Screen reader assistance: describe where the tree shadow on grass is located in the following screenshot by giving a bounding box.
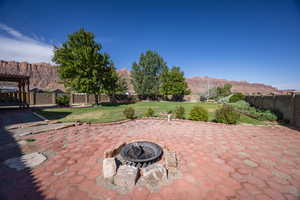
[33,109,72,121]
[100,102,135,107]
[0,109,53,200]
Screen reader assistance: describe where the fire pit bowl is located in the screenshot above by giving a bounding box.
[120,141,163,168]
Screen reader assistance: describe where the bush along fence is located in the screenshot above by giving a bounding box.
[0,92,138,106]
[245,93,300,127]
[0,92,202,107]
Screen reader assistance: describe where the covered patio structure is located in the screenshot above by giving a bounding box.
[0,73,30,108]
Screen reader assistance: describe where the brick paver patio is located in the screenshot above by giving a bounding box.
[1,119,300,200]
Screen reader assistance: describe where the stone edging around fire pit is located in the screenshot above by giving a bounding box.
[97,141,181,193]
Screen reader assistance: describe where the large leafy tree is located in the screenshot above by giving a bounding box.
[52,28,114,104]
[160,66,191,101]
[131,50,168,98]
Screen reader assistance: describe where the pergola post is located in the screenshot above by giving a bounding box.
[27,78,30,108]
[22,80,26,108]
[18,81,22,108]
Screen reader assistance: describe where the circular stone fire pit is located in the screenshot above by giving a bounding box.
[120,141,163,168]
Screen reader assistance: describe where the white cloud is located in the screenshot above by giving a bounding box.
[0,23,53,63]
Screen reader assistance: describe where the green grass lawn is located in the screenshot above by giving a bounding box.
[35,101,266,125]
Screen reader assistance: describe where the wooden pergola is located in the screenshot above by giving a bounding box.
[0,73,30,108]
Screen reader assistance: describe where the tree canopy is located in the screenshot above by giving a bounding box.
[52,28,125,104]
[131,50,168,98]
[160,66,191,100]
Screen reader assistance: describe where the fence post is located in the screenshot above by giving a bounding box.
[85,93,88,105]
[69,93,73,105]
[52,92,57,104]
[272,95,277,111]
[290,93,296,125]
[29,92,34,105]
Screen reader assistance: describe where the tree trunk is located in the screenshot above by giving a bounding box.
[95,94,99,105]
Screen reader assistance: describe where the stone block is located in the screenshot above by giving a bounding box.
[103,158,117,182]
[142,164,167,187]
[167,166,178,177]
[104,142,126,158]
[114,165,139,188]
[165,150,177,169]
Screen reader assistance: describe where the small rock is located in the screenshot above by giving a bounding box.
[3,152,47,171]
[103,158,117,183]
[17,140,28,146]
[114,165,139,188]
[165,150,177,169]
[167,166,178,177]
[104,142,126,158]
[142,164,167,188]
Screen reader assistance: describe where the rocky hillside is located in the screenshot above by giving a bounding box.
[0,60,64,90]
[187,76,282,95]
[0,60,283,94]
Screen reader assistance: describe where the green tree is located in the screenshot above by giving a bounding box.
[52,28,114,105]
[160,66,191,101]
[217,84,232,98]
[229,92,245,103]
[103,68,128,102]
[131,50,168,98]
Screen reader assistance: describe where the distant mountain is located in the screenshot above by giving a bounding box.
[0,60,285,94]
[115,69,284,95]
[186,76,283,95]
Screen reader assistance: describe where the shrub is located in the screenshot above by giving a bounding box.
[189,106,208,121]
[56,95,70,106]
[25,138,36,142]
[123,107,135,119]
[228,100,250,110]
[167,109,173,114]
[229,93,245,103]
[218,94,233,104]
[174,106,185,119]
[257,110,278,121]
[144,107,155,117]
[215,105,240,124]
[273,110,283,121]
[228,100,279,122]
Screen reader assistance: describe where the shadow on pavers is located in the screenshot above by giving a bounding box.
[0,109,51,200]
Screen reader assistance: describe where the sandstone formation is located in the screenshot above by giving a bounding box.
[0,60,64,90]
[0,60,284,94]
[186,76,283,95]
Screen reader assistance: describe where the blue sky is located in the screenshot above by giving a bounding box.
[0,0,299,90]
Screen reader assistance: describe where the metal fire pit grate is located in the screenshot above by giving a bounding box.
[120,141,163,168]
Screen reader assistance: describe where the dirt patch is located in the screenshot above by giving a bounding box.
[65,110,103,121]
[207,108,217,112]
